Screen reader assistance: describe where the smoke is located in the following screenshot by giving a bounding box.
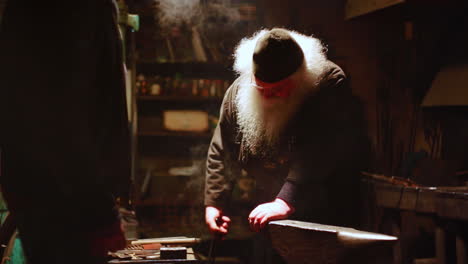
[185,143,209,204]
[198,2,241,34]
[150,0,244,63]
[155,0,202,30]
[153,0,241,36]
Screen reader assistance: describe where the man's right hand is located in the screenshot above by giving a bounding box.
[205,206,231,236]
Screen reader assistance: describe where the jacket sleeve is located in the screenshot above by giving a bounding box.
[204,83,241,209]
[276,64,363,206]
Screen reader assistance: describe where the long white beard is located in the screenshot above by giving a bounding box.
[235,69,315,156]
[232,28,328,156]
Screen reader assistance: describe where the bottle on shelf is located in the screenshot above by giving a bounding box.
[209,80,217,97]
[136,72,230,99]
[136,73,148,95]
[201,80,210,97]
[191,79,199,96]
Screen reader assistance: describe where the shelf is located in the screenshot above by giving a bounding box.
[137,169,202,178]
[134,197,201,207]
[136,62,235,80]
[138,130,213,138]
[138,95,222,103]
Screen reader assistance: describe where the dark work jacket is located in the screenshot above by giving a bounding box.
[205,61,370,227]
[0,0,131,230]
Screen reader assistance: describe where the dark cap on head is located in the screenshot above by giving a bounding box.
[253,28,304,83]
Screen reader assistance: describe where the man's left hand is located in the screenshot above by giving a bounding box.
[248,198,295,232]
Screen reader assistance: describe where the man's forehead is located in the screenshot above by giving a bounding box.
[254,76,294,88]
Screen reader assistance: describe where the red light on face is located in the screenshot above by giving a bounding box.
[254,77,296,99]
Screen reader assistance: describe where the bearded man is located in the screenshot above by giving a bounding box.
[204,28,370,239]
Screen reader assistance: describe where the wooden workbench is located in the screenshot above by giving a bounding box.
[363,174,468,264]
[371,180,468,220]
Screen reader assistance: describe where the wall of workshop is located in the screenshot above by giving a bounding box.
[0,0,7,22]
[347,4,468,263]
[352,1,468,183]
[258,0,468,182]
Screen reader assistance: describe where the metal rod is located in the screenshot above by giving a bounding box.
[207,237,217,264]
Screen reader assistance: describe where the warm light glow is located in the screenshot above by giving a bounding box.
[422,64,468,107]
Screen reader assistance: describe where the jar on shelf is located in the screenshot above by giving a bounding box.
[149,76,162,96]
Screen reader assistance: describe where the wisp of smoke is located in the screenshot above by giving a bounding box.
[154,0,240,35]
[155,0,202,28]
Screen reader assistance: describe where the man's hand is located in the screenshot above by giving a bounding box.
[248,198,295,232]
[205,206,231,236]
